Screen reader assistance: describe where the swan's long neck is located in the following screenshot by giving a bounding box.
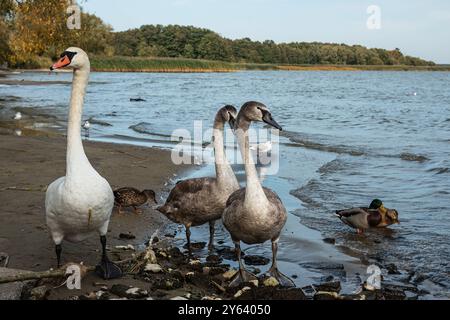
[236,119,269,207]
[66,67,92,181]
[213,117,238,188]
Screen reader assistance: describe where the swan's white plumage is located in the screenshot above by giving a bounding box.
[45,47,114,246]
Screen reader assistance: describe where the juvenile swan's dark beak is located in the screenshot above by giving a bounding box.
[263,111,282,131]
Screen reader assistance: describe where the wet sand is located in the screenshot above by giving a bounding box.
[0,133,194,298]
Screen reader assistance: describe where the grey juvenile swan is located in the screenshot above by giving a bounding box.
[223,101,294,287]
[158,105,240,251]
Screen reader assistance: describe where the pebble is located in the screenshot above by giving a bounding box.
[244,255,270,266]
[249,280,259,287]
[314,291,342,300]
[386,263,401,275]
[313,280,341,293]
[206,255,223,265]
[263,277,280,287]
[144,249,158,264]
[144,263,163,273]
[234,286,252,298]
[110,284,148,299]
[30,285,50,300]
[223,269,238,280]
[323,238,336,245]
[119,233,136,240]
[114,244,135,251]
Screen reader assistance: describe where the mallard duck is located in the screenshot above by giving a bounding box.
[335,199,399,234]
[114,187,157,215]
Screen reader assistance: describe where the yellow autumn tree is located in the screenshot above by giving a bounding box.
[10,0,73,65]
[8,0,113,67]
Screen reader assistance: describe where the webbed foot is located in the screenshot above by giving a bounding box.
[229,268,258,287]
[268,267,295,288]
[95,256,123,280]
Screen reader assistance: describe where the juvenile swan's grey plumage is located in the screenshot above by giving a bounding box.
[222,101,295,287]
[157,106,240,251]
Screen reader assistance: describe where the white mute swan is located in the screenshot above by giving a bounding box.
[158,105,240,252]
[46,47,121,279]
[223,101,295,287]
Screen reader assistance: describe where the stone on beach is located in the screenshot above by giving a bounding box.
[144,263,163,273]
[263,277,280,287]
[0,267,36,300]
[110,284,149,299]
[243,255,270,266]
[222,269,238,280]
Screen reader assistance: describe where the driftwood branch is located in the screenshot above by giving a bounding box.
[0,259,133,285]
[0,230,161,285]
[0,268,88,284]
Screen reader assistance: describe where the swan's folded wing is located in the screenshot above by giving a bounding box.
[226,188,245,207]
[166,177,214,203]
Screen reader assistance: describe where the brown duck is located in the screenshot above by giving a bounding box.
[114,188,157,214]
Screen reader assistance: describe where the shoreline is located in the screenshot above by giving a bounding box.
[3,62,450,76]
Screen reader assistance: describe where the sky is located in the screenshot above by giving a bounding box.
[82,0,450,63]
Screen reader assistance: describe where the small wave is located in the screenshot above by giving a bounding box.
[87,117,112,127]
[0,96,21,102]
[129,122,152,134]
[427,167,449,175]
[281,130,365,156]
[290,180,324,209]
[12,107,57,119]
[128,122,173,138]
[318,158,346,175]
[400,153,430,163]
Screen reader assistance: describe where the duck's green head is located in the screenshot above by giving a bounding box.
[369,199,383,210]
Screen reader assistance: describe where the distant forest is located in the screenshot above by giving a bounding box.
[0,0,435,68]
[114,25,434,66]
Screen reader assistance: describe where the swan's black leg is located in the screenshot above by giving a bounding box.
[208,220,215,251]
[268,240,295,288]
[55,244,62,268]
[95,235,123,280]
[229,241,257,287]
[185,226,192,255]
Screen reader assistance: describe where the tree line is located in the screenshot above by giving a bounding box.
[0,0,435,68]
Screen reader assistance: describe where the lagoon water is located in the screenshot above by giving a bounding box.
[1,70,449,297]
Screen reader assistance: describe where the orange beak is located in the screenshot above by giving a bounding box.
[50,55,71,71]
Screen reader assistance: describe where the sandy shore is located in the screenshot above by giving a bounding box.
[0,134,195,298]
